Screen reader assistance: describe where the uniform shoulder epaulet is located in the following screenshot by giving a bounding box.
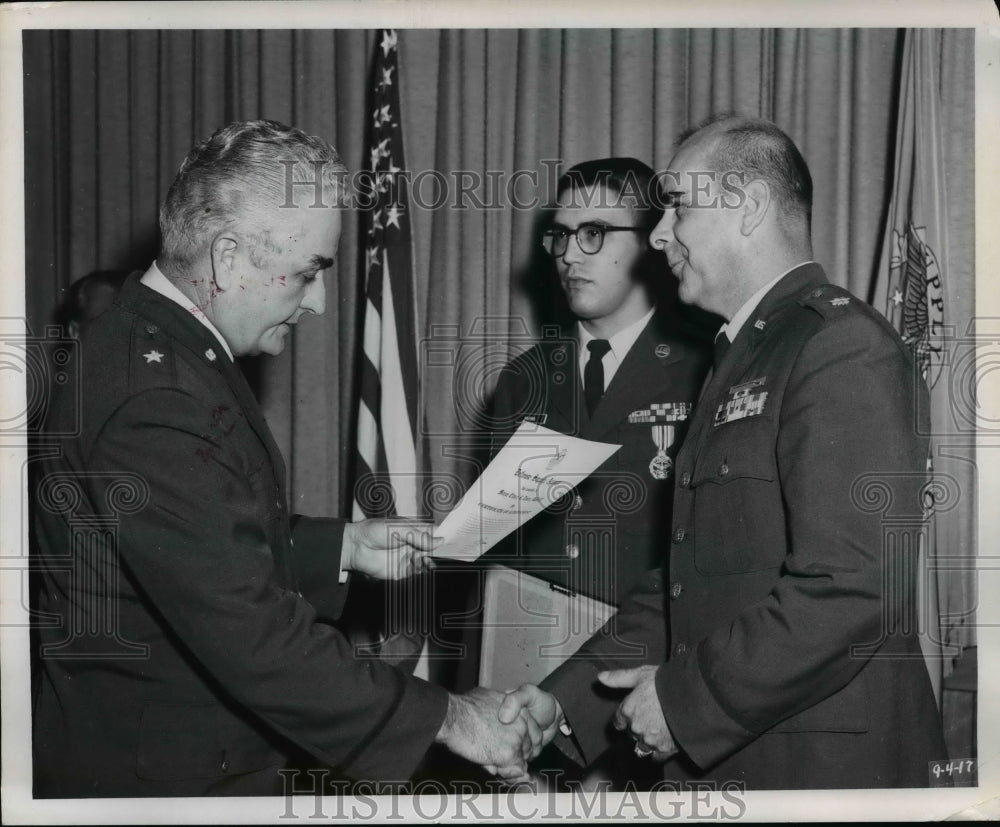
[797,284,857,320]
[130,320,177,391]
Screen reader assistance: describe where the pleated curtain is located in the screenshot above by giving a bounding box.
[22,28,975,647]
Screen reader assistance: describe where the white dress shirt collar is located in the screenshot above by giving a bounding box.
[719,261,816,343]
[141,262,235,361]
[577,305,656,388]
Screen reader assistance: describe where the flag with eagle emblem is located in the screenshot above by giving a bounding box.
[874,32,947,385]
[873,28,952,703]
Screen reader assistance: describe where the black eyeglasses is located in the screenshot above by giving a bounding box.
[541,223,645,257]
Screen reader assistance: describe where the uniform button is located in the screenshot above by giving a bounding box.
[679,472,691,488]
[221,758,230,773]
[719,463,729,477]
[145,324,158,335]
[674,642,687,656]
[673,527,686,543]
[809,288,823,299]
[669,582,683,599]
[572,495,584,511]
[565,543,580,559]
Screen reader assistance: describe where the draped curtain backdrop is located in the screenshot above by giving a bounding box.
[23,28,975,649]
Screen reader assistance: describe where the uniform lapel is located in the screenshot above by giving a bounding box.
[216,358,289,495]
[543,341,582,433]
[581,316,684,441]
[681,263,829,461]
[126,277,289,494]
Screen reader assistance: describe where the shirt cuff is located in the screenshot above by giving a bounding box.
[339,548,350,584]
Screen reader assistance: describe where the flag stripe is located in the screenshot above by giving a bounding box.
[352,28,425,522]
[378,255,419,516]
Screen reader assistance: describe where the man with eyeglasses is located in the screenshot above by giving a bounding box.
[450,159,710,785]
[485,157,710,610]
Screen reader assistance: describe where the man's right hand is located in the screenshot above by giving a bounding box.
[341,518,438,580]
[436,688,540,780]
[492,683,563,778]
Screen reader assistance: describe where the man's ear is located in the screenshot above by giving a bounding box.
[210,234,239,291]
[740,179,771,237]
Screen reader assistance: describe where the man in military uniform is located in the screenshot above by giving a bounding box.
[501,116,947,789]
[31,120,544,797]
[435,158,709,788]
[486,158,710,608]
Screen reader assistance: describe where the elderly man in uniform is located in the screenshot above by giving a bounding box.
[500,116,947,789]
[32,120,544,797]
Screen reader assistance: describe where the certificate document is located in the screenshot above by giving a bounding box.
[433,423,621,560]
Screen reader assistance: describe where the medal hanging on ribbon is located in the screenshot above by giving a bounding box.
[648,424,675,480]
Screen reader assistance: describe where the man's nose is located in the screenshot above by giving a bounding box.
[301,273,327,315]
[561,233,586,264]
[649,211,676,251]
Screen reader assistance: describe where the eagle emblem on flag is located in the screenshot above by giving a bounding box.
[884,222,945,389]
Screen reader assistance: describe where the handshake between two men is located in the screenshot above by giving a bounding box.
[434,671,679,782]
[347,518,679,782]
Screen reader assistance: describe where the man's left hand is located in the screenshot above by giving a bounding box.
[342,519,438,580]
[598,665,679,761]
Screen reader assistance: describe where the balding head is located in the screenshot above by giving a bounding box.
[678,114,813,242]
[649,115,815,319]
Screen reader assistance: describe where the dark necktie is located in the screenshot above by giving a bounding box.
[713,331,731,371]
[584,339,612,416]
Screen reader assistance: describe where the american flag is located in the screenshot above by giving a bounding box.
[353,29,423,522]
[349,30,429,672]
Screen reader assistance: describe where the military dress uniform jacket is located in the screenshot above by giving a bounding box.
[32,272,448,797]
[542,264,947,788]
[486,314,710,606]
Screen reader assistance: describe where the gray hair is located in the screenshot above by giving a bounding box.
[158,120,348,269]
[681,114,813,235]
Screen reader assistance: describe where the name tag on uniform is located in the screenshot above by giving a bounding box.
[714,378,769,427]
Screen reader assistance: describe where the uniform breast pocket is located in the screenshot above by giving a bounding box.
[689,421,785,574]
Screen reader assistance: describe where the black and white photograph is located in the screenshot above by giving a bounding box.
[1,0,997,822]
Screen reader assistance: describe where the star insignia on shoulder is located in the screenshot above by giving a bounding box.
[830,297,850,307]
[143,349,164,364]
